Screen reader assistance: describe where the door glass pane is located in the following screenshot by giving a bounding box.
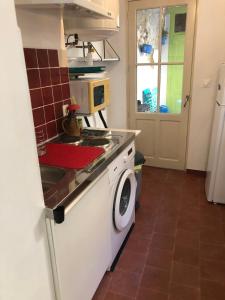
[160,65,184,114]
[161,6,187,63]
[137,8,160,64]
[137,65,158,112]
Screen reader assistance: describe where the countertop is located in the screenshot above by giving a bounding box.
[42,129,136,220]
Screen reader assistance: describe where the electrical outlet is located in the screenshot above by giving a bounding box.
[62,104,69,117]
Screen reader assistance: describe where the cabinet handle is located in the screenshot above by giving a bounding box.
[53,206,65,224]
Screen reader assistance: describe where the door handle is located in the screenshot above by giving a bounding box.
[184,95,191,108]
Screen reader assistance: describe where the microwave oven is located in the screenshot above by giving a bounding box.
[69,78,110,115]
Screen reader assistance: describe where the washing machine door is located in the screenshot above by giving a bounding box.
[113,169,137,232]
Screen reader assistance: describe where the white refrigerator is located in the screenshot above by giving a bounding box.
[206,64,225,204]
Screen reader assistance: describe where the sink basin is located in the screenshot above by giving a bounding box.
[40,165,66,192]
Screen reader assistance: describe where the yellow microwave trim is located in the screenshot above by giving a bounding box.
[88,79,110,114]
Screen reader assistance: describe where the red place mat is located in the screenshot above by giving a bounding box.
[39,143,105,169]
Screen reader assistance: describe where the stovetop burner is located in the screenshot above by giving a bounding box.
[58,130,117,152]
[81,129,109,138]
[60,134,81,143]
[80,138,110,147]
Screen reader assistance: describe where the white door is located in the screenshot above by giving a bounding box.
[128,0,196,170]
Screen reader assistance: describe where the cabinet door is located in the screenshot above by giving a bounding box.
[49,172,111,300]
[103,0,120,29]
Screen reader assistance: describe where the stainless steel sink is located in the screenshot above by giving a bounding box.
[40,165,66,192]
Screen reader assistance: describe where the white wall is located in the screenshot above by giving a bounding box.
[187,0,225,170]
[0,1,54,299]
[66,0,128,129]
[16,8,61,49]
[107,0,128,128]
[16,7,68,66]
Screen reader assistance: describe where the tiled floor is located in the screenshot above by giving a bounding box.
[93,166,225,300]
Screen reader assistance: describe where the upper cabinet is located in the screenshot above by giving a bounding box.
[64,0,120,41]
[15,0,114,19]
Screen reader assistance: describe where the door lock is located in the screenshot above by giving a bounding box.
[184,95,191,108]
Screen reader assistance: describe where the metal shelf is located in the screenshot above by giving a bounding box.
[66,35,120,62]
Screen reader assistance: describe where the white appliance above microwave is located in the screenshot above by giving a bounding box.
[64,0,120,41]
[15,0,114,20]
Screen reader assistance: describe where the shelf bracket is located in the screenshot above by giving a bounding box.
[65,33,120,62]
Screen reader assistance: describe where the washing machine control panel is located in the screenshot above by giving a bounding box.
[107,142,135,183]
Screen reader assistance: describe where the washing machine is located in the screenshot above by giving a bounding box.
[107,142,137,270]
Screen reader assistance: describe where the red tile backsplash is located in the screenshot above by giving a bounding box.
[53,85,63,102]
[33,107,45,127]
[37,49,49,68]
[60,67,69,83]
[50,68,61,85]
[30,89,43,109]
[42,87,53,105]
[24,48,71,143]
[46,121,57,139]
[27,69,41,89]
[55,102,64,119]
[40,68,51,87]
[44,105,55,123]
[48,49,59,67]
[24,48,38,68]
[62,83,70,100]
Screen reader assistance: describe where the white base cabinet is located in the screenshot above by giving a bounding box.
[46,170,111,300]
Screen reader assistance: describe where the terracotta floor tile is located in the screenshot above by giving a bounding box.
[117,249,146,274]
[175,229,199,249]
[161,189,181,203]
[137,287,168,300]
[147,248,173,270]
[179,209,200,220]
[200,259,225,283]
[169,283,200,300]
[150,233,174,251]
[171,262,200,288]
[154,218,177,237]
[174,245,199,266]
[200,243,225,261]
[125,236,150,255]
[165,170,186,185]
[201,279,225,300]
[135,207,156,225]
[200,226,225,245]
[140,266,170,293]
[93,273,112,300]
[158,205,180,219]
[158,210,179,220]
[104,291,133,300]
[177,218,200,232]
[139,199,161,212]
[131,222,153,240]
[109,270,141,298]
[200,213,223,228]
[94,167,225,299]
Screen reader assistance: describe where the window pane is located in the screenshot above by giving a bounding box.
[160,65,184,114]
[137,8,160,64]
[161,6,187,63]
[137,65,158,112]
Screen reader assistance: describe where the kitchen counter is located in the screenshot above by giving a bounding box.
[42,129,136,221]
